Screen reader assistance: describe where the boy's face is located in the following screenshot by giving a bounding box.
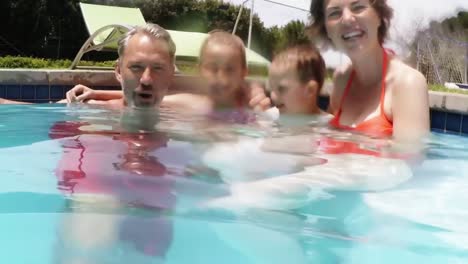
[199,43,247,106]
[116,33,174,109]
[269,68,316,114]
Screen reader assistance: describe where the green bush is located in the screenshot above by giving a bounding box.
[0,56,115,69]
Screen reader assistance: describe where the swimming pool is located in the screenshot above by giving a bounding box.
[1,104,468,263]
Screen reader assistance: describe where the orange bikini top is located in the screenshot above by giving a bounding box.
[329,49,393,138]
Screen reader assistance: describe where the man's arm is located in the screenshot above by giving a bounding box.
[0,98,31,104]
[59,84,123,104]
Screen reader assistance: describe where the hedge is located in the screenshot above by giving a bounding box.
[0,56,115,69]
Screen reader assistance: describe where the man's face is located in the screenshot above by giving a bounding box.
[116,33,175,109]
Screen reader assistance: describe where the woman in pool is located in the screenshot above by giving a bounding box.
[309,0,429,142]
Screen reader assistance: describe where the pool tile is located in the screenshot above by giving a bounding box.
[62,85,74,94]
[21,85,35,100]
[61,86,75,100]
[431,128,446,134]
[50,85,65,100]
[100,86,120,91]
[462,115,468,134]
[6,85,21,99]
[445,112,462,133]
[430,109,446,130]
[36,85,50,100]
[0,85,5,98]
[34,99,53,104]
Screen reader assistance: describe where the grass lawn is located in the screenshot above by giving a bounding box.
[429,84,468,95]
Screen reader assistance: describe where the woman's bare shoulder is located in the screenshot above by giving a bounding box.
[390,59,427,95]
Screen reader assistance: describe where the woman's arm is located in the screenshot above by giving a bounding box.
[392,67,430,143]
[0,98,31,104]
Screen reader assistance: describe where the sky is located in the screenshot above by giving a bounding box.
[224,0,468,67]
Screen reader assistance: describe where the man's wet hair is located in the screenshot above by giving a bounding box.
[118,23,176,60]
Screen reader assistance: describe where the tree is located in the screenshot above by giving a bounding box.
[281,20,309,47]
[0,0,310,61]
[135,0,208,32]
[0,0,88,58]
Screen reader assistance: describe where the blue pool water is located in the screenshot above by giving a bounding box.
[1,104,468,263]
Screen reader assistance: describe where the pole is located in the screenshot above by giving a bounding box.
[247,0,254,49]
[416,38,420,71]
[427,38,443,84]
[233,0,248,35]
[465,44,467,83]
[262,0,309,12]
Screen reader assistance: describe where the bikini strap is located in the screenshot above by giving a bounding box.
[335,70,355,117]
[336,48,389,122]
[379,48,392,123]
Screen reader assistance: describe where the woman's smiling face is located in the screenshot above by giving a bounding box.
[324,0,382,54]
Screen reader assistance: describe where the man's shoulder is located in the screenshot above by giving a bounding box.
[86,98,122,106]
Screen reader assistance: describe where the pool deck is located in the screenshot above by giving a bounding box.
[1,69,468,134]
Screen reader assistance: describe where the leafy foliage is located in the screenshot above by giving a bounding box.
[0,0,310,61]
[0,56,114,69]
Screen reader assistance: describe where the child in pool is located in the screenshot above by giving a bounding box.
[260,44,334,153]
[268,44,327,116]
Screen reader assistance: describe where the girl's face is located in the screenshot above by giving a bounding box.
[269,68,317,114]
[324,0,381,55]
[199,43,247,106]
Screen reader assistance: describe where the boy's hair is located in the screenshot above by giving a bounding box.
[271,44,326,91]
[199,30,247,69]
[118,23,176,61]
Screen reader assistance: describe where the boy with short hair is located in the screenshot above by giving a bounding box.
[268,44,327,116]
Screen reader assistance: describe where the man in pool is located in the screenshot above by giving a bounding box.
[50,23,197,263]
[0,22,177,111]
[94,23,175,110]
